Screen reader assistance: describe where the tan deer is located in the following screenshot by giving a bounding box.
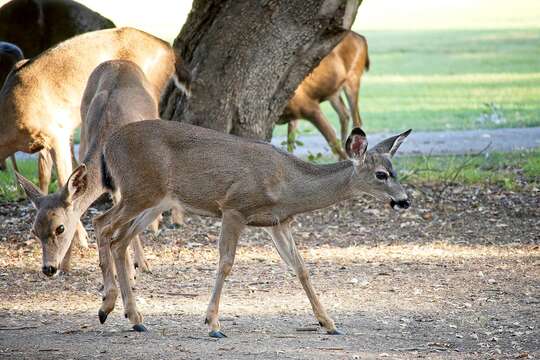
[0,26,191,193]
[279,31,369,159]
[1,27,190,248]
[15,60,186,275]
[85,120,410,335]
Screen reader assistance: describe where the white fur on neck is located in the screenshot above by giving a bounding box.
[172,74,191,98]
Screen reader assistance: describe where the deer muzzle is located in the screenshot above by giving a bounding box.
[42,265,57,277]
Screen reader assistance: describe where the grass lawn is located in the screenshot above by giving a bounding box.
[273,28,540,137]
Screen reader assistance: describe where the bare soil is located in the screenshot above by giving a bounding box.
[0,183,538,359]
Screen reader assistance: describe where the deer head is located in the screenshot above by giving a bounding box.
[15,165,88,276]
[345,128,412,210]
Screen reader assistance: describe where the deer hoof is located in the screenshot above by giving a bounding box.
[98,310,108,324]
[133,324,148,332]
[327,329,344,335]
[209,330,227,338]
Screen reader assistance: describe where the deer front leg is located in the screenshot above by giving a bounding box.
[93,209,120,325]
[58,235,75,273]
[306,108,348,160]
[37,150,53,193]
[287,120,299,153]
[171,205,184,225]
[268,220,341,335]
[205,210,245,338]
[74,222,88,249]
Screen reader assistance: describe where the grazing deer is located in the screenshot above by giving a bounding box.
[15,60,186,275]
[1,27,190,247]
[279,31,369,159]
[88,120,410,336]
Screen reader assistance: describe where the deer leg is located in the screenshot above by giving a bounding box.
[307,108,348,160]
[329,93,351,147]
[74,222,89,249]
[109,201,165,331]
[267,220,341,335]
[58,235,76,273]
[344,79,362,129]
[9,155,19,172]
[205,210,245,338]
[132,235,150,273]
[110,192,138,280]
[287,120,299,153]
[147,214,162,235]
[171,205,184,225]
[37,150,53,193]
[93,207,121,324]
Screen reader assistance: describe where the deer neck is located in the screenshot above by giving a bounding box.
[73,145,108,214]
[285,160,356,215]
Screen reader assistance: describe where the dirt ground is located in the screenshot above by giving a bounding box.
[0,183,538,359]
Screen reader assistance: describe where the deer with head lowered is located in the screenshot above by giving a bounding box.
[15,60,186,276]
[87,120,411,335]
[1,26,190,249]
[279,31,369,159]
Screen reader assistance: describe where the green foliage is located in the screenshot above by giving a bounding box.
[0,159,58,202]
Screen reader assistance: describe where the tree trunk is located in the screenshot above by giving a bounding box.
[160,0,360,141]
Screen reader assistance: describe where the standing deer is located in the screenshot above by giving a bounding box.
[85,120,410,335]
[0,27,191,247]
[279,31,369,159]
[15,60,186,275]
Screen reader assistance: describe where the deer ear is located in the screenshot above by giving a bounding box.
[345,128,368,162]
[63,164,88,205]
[372,129,412,157]
[14,171,44,208]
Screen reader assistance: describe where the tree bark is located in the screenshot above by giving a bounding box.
[160,0,360,141]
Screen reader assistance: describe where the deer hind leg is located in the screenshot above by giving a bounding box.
[206,210,245,338]
[329,92,351,147]
[344,78,362,129]
[171,205,184,225]
[109,200,166,331]
[287,120,299,153]
[306,107,348,160]
[38,150,53,193]
[267,220,341,335]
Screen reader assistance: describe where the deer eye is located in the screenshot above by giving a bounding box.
[375,171,388,181]
[55,225,65,235]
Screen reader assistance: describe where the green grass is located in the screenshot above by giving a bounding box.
[394,148,540,189]
[273,28,540,137]
[0,160,58,202]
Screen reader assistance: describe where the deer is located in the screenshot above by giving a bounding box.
[82,119,411,336]
[15,59,186,275]
[279,31,369,160]
[0,0,115,58]
[0,27,191,249]
[0,41,23,173]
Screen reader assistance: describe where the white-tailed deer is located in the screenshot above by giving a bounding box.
[0,27,191,194]
[89,120,410,336]
[279,31,369,159]
[2,27,190,249]
[15,60,186,275]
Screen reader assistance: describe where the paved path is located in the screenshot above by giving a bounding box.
[12,127,540,162]
[271,127,540,157]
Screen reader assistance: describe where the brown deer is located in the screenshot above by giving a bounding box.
[0,0,115,58]
[15,60,186,275]
[0,27,191,247]
[85,120,410,335]
[279,31,369,159]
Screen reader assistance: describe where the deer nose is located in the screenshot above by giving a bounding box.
[42,265,57,277]
[390,198,410,210]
